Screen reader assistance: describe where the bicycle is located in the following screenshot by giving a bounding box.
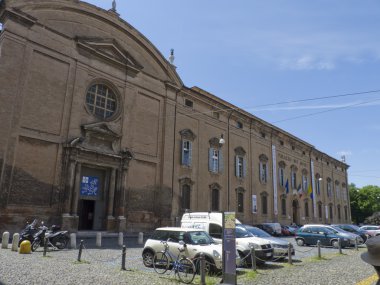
[153,239,196,284]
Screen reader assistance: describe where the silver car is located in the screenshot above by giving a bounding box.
[242,225,294,259]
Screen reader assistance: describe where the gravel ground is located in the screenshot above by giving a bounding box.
[0,237,376,285]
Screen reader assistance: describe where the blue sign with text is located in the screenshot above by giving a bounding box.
[80,176,99,197]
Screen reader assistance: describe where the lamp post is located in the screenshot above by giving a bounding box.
[219,134,229,210]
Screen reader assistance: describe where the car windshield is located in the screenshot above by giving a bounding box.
[236,225,254,238]
[329,226,343,234]
[348,225,360,231]
[244,225,271,237]
[187,231,214,245]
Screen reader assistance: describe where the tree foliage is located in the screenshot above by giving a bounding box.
[349,183,380,224]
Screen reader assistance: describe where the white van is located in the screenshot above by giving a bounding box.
[181,212,273,265]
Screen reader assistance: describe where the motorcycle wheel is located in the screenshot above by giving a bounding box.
[53,235,69,250]
[31,240,40,252]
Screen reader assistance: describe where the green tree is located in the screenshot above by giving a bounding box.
[349,184,380,223]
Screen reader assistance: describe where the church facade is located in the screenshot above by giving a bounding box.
[0,0,351,234]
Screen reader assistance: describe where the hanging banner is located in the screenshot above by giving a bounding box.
[80,176,99,197]
[252,195,257,214]
[311,160,317,218]
[272,145,278,215]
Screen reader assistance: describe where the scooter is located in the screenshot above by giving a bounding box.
[31,222,69,252]
[19,219,39,246]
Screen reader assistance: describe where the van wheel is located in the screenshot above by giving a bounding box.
[296,239,304,246]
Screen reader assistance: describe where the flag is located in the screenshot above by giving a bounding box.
[285,179,289,194]
[308,184,313,200]
[297,184,302,198]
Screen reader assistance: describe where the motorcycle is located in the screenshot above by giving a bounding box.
[31,222,69,252]
[19,219,39,246]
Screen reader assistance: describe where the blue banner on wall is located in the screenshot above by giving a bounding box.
[80,176,99,197]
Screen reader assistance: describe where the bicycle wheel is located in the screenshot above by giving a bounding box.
[153,252,169,274]
[177,257,196,284]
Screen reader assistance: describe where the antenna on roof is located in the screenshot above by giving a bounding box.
[169,49,175,64]
[341,155,346,163]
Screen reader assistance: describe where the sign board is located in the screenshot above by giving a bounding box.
[80,176,99,197]
[222,212,236,284]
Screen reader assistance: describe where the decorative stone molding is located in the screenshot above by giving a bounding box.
[259,154,268,162]
[180,129,196,141]
[235,147,246,156]
[278,161,286,168]
[302,169,308,175]
[209,137,222,148]
[209,182,221,190]
[335,180,340,186]
[179,177,194,186]
[235,187,245,193]
[290,165,298,172]
[260,191,268,197]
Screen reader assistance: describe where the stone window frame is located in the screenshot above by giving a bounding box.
[278,161,286,188]
[235,187,245,213]
[209,183,221,211]
[179,177,194,211]
[180,129,196,167]
[259,154,269,184]
[315,173,321,195]
[317,201,323,220]
[260,191,269,215]
[290,165,298,189]
[280,194,287,216]
[208,137,224,174]
[337,204,341,221]
[335,180,340,200]
[327,178,332,198]
[235,147,246,179]
[85,80,121,121]
[301,169,308,192]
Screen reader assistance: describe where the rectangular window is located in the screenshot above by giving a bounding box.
[279,168,285,187]
[260,162,267,183]
[316,179,320,195]
[302,175,308,192]
[281,199,286,215]
[235,156,245,178]
[262,195,268,215]
[211,189,219,211]
[291,171,297,189]
[237,192,244,213]
[327,182,332,197]
[185,99,193,108]
[181,140,192,166]
[237,121,243,129]
[305,202,309,217]
[318,204,322,219]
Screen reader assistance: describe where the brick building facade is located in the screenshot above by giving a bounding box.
[0,0,351,234]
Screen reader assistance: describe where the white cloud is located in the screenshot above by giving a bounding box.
[280,55,335,71]
[337,150,352,157]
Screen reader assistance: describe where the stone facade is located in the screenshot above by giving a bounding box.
[0,0,351,234]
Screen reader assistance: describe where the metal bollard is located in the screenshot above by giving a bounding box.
[288,242,293,265]
[250,247,257,271]
[43,237,48,257]
[12,233,20,252]
[121,245,126,270]
[70,233,76,249]
[338,238,342,254]
[355,237,358,251]
[78,240,84,262]
[96,232,102,248]
[2,232,9,249]
[138,232,144,245]
[118,232,124,247]
[317,240,321,259]
[200,253,206,285]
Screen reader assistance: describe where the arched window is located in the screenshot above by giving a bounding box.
[259,154,269,184]
[337,205,341,220]
[329,203,333,220]
[291,165,298,189]
[281,196,287,216]
[318,202,323,220]
[180,129,196,167]
[304,200,309,218]
[344,206,348,221]
[181,184,191,210]
[236,188,245,213]
[208,138,223,174]
[302,169,308,192]
[260,192,268,215]
[278,161,286,188]
[315,174,321,195]
[327,178,332,198]
[235,147,247,178]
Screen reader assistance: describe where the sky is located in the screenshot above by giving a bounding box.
[84,0,380,188]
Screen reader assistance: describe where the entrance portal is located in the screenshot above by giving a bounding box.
[79,200,95,230]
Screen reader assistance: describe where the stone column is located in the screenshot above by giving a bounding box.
[107,168,116,218]
[63,160,76,215]
[71,162,82,216]
[116,168,127,232]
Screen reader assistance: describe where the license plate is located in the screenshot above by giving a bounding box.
[266,253,272,257]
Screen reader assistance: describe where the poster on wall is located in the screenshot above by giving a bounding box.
[80,176,99,197]
[252,195,257,214]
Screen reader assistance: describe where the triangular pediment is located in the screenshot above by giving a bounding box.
[82,122,121,139]
[76,37,143,77]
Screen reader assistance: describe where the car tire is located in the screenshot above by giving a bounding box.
[331,240,339,248]
[296,239,304,246]
[142,250,154,267]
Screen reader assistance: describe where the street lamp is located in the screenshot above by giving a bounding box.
[219,134,225,145]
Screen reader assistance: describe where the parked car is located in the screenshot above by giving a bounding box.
[359,225,380,237]
[295,224,361,248]
[281,225,291,236]
[331,224,368,243]
[242,225,295,259]
[254,223,282,236]
[181,212,274,266]
[285,225,298,236]
[142,227,240,273]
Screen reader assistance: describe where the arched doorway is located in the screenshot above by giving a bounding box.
[292,200,299,225]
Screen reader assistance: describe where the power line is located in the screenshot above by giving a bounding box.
[272,97,380,124]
